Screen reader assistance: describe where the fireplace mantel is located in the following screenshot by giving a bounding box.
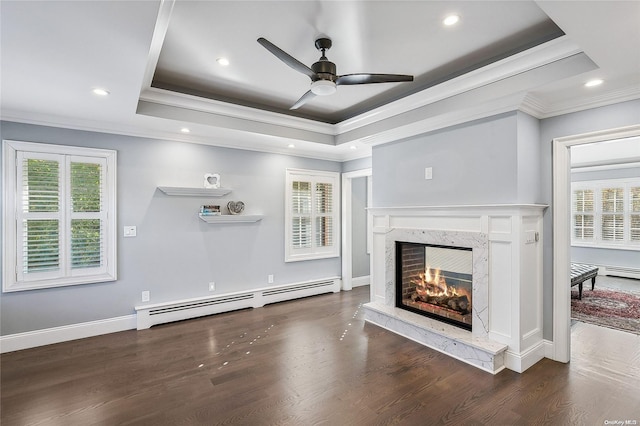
[364,204,547,374]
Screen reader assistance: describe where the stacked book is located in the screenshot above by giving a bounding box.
[200,205,221,216]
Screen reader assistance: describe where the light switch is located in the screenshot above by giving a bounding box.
[525,230,538,244]
[124,226,137,237]
[425,167,433,180]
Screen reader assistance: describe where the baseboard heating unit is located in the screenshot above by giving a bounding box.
[600,265,640,280]
[135,277,341,330]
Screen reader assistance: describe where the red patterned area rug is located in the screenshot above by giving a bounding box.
[571,288,640,335]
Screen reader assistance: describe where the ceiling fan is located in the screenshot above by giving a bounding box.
[257,37,414,110]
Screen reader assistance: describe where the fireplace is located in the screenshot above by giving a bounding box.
[364,204,546,373]
[396,241,473,330]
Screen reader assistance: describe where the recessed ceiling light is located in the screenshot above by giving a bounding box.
[180,127,190,133]
[349,145,357,150]
[288,144,295,148]
[585,79,603,88]
[216,57,230,66]
[443,15,460,26]
[92,88,110,96]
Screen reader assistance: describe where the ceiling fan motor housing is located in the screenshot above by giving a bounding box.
[312,60,337,82]
[312,38,336,82]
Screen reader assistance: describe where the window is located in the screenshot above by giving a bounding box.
[3,140,117,291]
[571,178,640,250]
[285,169,339,262]
[601,187,624,241]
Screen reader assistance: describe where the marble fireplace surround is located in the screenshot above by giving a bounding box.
[389,229,488,335]
[363,204,546,375]
[365,227,508,374]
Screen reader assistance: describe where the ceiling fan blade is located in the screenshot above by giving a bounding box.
[290,90,316,110]
[336,73,414,86]
[257,38,316,79]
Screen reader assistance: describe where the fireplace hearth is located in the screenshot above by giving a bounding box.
[396,242,472,330]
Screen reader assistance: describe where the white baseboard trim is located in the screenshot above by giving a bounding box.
[0,315,137,354]
[504,341,546,373]
[543,339,555,360]
[352,275,370,288]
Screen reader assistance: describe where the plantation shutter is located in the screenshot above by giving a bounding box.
[18,153,63,280]
[601,187,624,241]
[291,181,312,249]
[70,158,106,273]
[631,187,640,242]
[15,153,107,282]
[285,169,339,262]
[573,189,594,240]
[315,182,333,247]
[571,179,640,249]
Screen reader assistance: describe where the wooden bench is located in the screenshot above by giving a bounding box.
[571,263,599,300]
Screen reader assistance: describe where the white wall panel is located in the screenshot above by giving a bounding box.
[489,240,513,340]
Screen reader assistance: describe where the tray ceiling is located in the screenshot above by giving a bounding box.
[1,1,639,161]
[151,1,564,124]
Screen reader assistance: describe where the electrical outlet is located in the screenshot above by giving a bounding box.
[209,282,215,291]
[142,290,150,302]
[268,274,274,284]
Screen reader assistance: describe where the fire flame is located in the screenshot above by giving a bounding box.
[414,266,470,300]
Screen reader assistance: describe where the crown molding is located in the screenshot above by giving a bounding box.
[536,87,640,119]
[334,36,583,135]
[139,87,336,137]
[0,110,349,162]
[139,0,175,92]
[520,94,547,118]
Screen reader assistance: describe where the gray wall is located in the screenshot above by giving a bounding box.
[351,177,370,278]
[372,112,542,207]
[342,156,372,173]
[517,112,543,202]
[0,121,342,335]
[570,165,640,270]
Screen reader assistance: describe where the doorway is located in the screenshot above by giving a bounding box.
[341,168,372,291]
[552,124,640,362]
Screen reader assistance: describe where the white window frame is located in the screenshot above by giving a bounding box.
[3,140,117,292]
[285,168,340,262]
[571,177,640,251]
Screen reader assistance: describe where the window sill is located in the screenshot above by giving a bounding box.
[571,242,640,252]
[2,273,117,292]
[285,253,340,263]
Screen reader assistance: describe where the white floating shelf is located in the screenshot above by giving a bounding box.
[158,186,231,197]
[198,214,263,224]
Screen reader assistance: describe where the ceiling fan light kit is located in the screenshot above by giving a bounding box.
[257,36,413,109]
[310,80,337,96]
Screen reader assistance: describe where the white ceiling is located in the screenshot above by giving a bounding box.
[1,1,639,161]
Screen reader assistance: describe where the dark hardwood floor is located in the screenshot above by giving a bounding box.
[2,286,639,425]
